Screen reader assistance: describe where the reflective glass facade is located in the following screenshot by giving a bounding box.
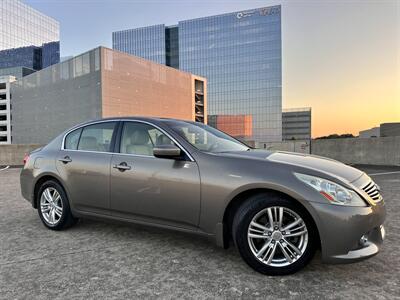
[0,66,35,79]
[41,41,61,69]
[179,6,281,142]
[0,46,41,70]
[0,0,60,71]
[165,26,179,68]
[112,25,166,65]
[112,5,282,142]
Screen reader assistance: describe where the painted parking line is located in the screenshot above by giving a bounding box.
[369,171,400,176]
[0,166,10,171]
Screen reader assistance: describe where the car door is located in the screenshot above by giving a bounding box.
[56,121,118,215]
[110,121,201,229]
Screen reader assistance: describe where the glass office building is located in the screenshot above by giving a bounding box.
[0,66,35,79]
[0,0,60,71]
[113,5,282,142]
[112,24,166,65]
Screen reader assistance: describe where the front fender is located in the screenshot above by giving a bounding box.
[216,182,323,248]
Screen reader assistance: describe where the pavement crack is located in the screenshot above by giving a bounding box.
[0,242,133,267]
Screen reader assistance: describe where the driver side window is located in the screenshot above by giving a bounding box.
[120,122,174,156]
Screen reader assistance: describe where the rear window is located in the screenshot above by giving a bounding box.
[64,128,82,150]
[77,122,116,152]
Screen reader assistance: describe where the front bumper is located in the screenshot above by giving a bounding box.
[332,225,385,261]
[309,200,386,264]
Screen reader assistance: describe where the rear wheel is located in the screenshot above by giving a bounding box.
[37,180,78,230]
[232,192,317,275]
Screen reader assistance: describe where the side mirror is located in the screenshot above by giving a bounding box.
[153,144,181,159]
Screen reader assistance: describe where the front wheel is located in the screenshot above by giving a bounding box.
[232,193,317,275]
[37,180,78,230]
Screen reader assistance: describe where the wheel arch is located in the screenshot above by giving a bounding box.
[33,174,66,209]
[221,188,321,250]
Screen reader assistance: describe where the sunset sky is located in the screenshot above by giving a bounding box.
[25,0,400,137]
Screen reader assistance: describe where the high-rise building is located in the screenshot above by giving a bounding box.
[113,5,282,142]
[0,0,60,72]
[282,108,312,141]
[0,67,35,79]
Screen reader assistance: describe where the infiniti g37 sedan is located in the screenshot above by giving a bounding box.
[20,117,386,275]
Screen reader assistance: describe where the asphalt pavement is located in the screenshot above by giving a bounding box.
[0,167,399,299]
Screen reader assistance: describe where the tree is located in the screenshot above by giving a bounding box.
[315,133,355,139]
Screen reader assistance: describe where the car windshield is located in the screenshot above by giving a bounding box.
[164,120,250,153]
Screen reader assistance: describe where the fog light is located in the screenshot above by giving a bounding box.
[380,225,385,240]
[360,235,369,246]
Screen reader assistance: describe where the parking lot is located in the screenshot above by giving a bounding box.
[1,166,399,299]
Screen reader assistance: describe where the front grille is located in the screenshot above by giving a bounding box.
[362,180,382,202]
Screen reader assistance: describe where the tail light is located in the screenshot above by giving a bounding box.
[23,154,30,165]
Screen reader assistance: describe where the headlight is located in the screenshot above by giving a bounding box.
[294,173,367,207]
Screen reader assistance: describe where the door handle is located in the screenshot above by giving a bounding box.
[59,156,72,164]
[113,162,131,171]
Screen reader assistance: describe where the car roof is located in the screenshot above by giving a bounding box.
[93,116,176,121]
[81,116,190,124]
[68,117,197,131]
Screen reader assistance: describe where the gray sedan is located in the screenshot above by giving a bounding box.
[20,117,386,275]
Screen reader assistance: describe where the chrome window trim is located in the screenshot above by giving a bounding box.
[61,119,195,162]
[61,119,119,154]
[60,149,114,155]
[111,152,158,159]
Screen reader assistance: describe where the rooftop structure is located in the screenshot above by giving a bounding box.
[10,47,206,144]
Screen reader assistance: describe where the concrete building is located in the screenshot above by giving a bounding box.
[359,127,380,138]
[380,123,400,137]
[282,108,312,140]
[359,123,400,138]
[0,0,60,76]
[113,5,282,142]
[11,47,206,144]
[61,56,74,62]
[0,76,16,144]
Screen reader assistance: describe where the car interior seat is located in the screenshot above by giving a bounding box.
[125,129,153,156]
[78,136,99,151]
[156,134,173,146]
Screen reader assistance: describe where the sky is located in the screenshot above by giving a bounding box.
[24,0,400,138]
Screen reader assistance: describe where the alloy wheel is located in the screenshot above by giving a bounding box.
[247,206,308,267]
[40,187,63,225]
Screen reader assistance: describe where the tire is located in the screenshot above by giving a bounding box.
[37,180,78,230]
[232,192,317,275]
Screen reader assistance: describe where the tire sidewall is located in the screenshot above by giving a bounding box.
[233,193,317,275]
[37,180,71,230]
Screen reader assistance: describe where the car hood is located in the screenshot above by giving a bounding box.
[215,150,364,183]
